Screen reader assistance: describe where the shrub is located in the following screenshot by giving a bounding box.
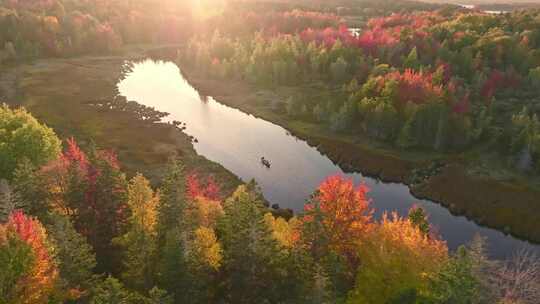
[0,104,61,180]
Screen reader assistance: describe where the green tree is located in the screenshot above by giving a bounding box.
[89,276,140,304]
[330,99,357,132]
[11,159,49,220]
[155,160,189,302]
[156,159,186,238]
[84,149,129,274]
[300,198,351,302]
[427,236,494,304]
[217,184,288,303]
[403,47,420,70]
[117,174,159,291]
[0,231,34,303]
[528,67,540,90]
[330,57,348,83]
[46,213,96,300]
[157,228,189,302]
[0,104,61,180]
[408,206,430,236]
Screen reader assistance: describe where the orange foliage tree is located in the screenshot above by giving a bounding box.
[349,212,448,303]
[302,175,373,268]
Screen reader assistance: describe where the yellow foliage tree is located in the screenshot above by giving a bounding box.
[348,212,448,304]
[116,173,159,289]
[263,213,301,249]
[188,197,224,229]
[127,173,158,235]
[190,227,223,271]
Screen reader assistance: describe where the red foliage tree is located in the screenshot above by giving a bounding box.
[481,69,521,102]
[382,69,444,105]
[186,173,221,201]
[41,138,128,273]
[1,210,58,303]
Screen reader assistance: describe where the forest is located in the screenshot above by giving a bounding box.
[1,103,540,303]
[181,5,540,173]
[2,0,540,303]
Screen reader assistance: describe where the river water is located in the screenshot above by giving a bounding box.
[117,59,539,258]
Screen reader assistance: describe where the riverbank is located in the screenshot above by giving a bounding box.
[0,48,242,195]
[178,64,540,244]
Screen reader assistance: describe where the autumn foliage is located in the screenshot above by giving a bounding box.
[41,138,128,273]
[351,212,448,303]
[187,173,221,201]
[0,210,58,303]
[303,175,373,267]
[381,69,445,105]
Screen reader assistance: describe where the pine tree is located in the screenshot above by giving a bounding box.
[404,46,420,70]
[217,184,288,303]
[46,213,96,300]
[117,174,159,291]
[155,159,190,302]
[82,149,129,274]
[89,276,137,304]
[156,159,186,238]
[300,195,351,300]
[157,228,189,302]
[408,205,430,236]
[11,159,49,220]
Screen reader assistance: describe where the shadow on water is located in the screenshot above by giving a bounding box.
[116,58,540,259]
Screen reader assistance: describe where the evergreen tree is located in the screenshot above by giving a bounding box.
[89,276,139,304]
[0,229,34,302]
[300,191,359,301]
[116,174,159,291]
[155,159,190,302]
[330,57,348,83]
[83,149,129,274]
[156,159,187,238]
[403,47,420,70]
[157,228,189,302]
[46,213,97,300]
[408,205,430,236]
[216,184,288,303]
[11,159,49,220]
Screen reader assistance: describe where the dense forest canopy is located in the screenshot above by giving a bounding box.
[0,103,539,303]
[181,4,540,174]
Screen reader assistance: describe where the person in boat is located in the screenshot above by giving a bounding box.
[261,157,271,168]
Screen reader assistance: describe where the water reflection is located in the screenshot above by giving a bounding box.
[117,59,539,258]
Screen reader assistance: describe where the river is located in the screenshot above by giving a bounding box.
[117,59,539,259]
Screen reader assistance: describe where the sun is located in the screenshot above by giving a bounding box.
[189,0,227,19]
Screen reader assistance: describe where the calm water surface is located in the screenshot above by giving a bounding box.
[118,59,539,258]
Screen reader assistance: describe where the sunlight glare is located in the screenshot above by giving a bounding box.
[189,0,226,20]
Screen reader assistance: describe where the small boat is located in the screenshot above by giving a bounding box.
[261,157,271,168]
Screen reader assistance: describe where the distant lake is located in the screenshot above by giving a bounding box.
[457,3,509,14]
[118,59,539,259]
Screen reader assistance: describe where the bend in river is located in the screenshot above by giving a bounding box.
[117,59,540,259]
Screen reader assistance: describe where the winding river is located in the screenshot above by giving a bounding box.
[117,59,539,258]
